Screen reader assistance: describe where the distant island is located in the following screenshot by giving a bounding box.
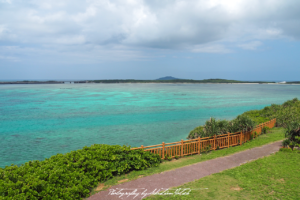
[156,76,180,80]
[1,78,299,84]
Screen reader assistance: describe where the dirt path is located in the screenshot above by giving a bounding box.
[88,141,282,200]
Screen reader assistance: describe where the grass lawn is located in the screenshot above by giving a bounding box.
[90,128,285,195]
[146,149,300,200]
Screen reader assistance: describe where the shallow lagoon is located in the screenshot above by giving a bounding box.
[1,83,300,167]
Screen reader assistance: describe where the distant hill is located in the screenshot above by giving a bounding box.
[156,76,180,80]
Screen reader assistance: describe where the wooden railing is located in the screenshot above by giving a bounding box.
[131,118,276,159]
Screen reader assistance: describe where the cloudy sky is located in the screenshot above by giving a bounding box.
[1,0,300,80]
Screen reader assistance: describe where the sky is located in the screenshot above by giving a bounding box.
[0,0,300,81]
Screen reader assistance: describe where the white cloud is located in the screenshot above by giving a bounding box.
[0,0,300,61]
[238,41,262,50]
[54,35,86,45]
[191,44,231,53]
[0,55,19,61]
[0,0,12,4]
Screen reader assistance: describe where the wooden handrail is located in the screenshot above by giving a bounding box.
[131,118,276,159]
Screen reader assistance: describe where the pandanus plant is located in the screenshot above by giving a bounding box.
[285,121,300,142]
[202,118,231,137]
[228,115,255,133]
[203,118,219,136]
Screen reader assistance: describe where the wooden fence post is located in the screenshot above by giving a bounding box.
[214,135,216,150]
[162,142,165,159]
[141,145,144,151]
[181,139,184,157]
[228,132,230,148]
[198,137,201,154]
[240,131,243,145]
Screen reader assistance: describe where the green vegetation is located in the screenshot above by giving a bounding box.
[286,81,300,84]
[146,149,300,200]
[90,128,284,195]
[188,98,300,139]
[188,115,255,139]
[241,98,300,125]
[0,144,160,200]
[241,98,300,149]
[261,126,271,134]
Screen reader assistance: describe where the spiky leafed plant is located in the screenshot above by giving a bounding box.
[230,115,255,133]
[202,117,221,137]
[217,120,230,135]
[202,118,230,137]
[285,121,300,142]
[187,118,230,139]
[204,118,217,135]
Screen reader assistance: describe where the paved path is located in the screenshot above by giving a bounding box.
[88,141,282,200]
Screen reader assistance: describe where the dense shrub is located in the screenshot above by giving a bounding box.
[187,115,255,139]
[188,125,205,139]
[242,98,300,127]
[0,144,161,199]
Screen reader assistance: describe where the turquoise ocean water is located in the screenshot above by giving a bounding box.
[1,83,300,167]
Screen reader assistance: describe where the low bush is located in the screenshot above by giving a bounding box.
[188,125,204,139]
[279,148,293,152]
[282,139,290,147]
[164,154,172,161]
[289,141,298,150]
[0,144,161,199]
[262,127,270,134]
